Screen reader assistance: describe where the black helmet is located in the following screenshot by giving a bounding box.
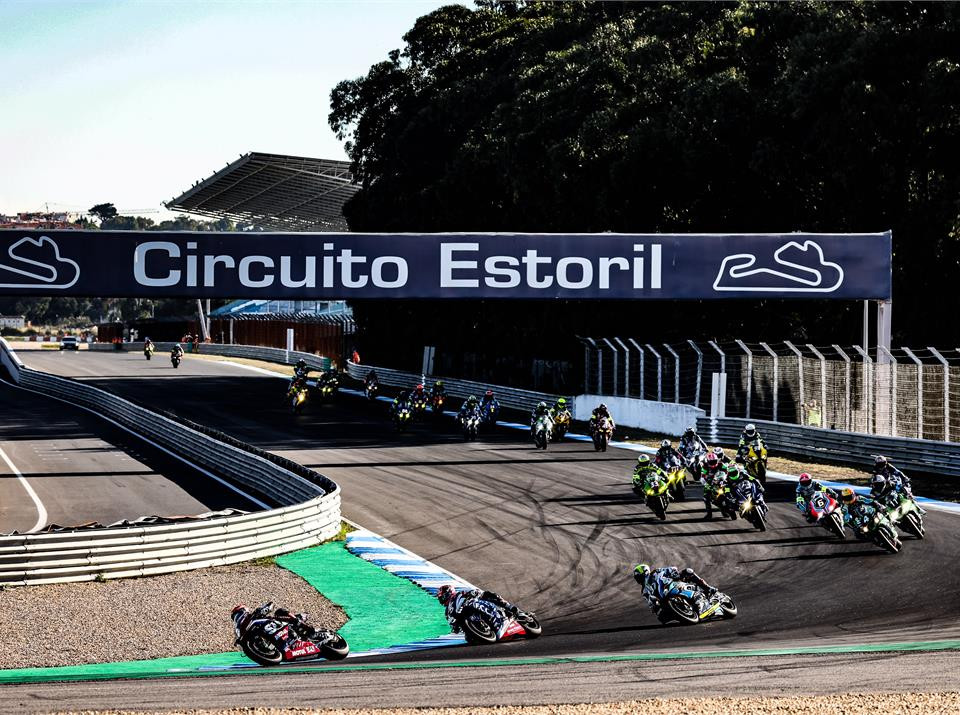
[875,455,888,467]
[296,359,307,369]
[870,473,886,493]
[660,439,670,449]
[437,584,456,605]
[684,426,695,435]
[598,403,607,411]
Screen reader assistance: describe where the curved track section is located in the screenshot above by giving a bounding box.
[22,350,960,663]
[0,376,259,533]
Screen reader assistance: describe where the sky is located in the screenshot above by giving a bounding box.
[0,0,454,219]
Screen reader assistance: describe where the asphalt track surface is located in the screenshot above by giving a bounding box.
[12,350,960,707]
[0,366,260,533]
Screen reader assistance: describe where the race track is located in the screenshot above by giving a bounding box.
[0,366,261,533]
[12,349,960,707]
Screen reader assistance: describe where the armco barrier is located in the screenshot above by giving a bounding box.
[0,339,341,586]
[699,416,960,477]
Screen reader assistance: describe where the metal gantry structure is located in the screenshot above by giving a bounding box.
[581,338,960,444]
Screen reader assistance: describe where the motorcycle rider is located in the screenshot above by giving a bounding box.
[838,488,884,534]
[736,423,766,463]
[480,389,498,411]
[550,397,570,418]
[271,606,327,641]
[632,454,665,493]
[459,394,480,422]
[436,584,519,634]
[699,452,728,519]
[171,343,184,359]
[364,369,379,390]
[633,564,717,619]
[431,379,446,400]
[589,403,615,435]
[293,359,310,380]
[725,463,766,509]
[411,382,428,405]
[795,472,839,522]
[713,447,733,465]
[871,456,913,497]
[654,439,685,472]
[678,426,708,462]
[530,400,551,434]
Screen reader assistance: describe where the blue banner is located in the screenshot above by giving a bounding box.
[0,230,892,299]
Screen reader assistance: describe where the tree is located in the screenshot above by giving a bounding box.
[88,203,118,222]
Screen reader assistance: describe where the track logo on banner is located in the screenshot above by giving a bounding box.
[0,236,80,289]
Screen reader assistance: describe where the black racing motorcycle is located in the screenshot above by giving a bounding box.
[231,602,349,666]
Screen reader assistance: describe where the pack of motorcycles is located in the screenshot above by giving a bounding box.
[252,376,925,667]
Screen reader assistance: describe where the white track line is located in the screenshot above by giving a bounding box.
[0,444,47,533]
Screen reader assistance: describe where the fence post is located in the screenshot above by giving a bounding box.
[759,342,778,423]
[708,341,725,375]
[902,347,924,439]
[929,347,949,442]
[628,338,645,399]
[646,343,663,402]
[602,338,619,396]
[688,340,703,409]
[832,345,852,432]
[614,337,631,396]
[807,345,828,428]
[582,338,600,393]
[784,341,804,424]
[664,343,680,404]
[852,345,874,434]
[877,345,898,436]
[734,339,753,419]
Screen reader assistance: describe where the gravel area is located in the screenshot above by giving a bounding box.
[47,692,960,714]
[0,562,346,669]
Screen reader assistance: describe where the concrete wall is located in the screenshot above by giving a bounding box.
[574,394,705,436]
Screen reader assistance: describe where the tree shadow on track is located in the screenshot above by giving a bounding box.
[742,549,885,562]
[625,527,758,539]
[702,534,841,547]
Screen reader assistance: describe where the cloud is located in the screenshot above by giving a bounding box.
[712,240,844,293]
[0,236,80,289]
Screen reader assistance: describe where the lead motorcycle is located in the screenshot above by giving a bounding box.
[364,378,379,401]
[448,592,542,645]
[317,371,339,402]
[170,351,182,368]
[533,413,553,450]
[461,407,481,441]
[287,378,309,414]
[634,468,671,520]
[231,602,349,666]
[591,416,614,452]
[647,580,738,625]
[480,398,500,430]
[805,490,846,539]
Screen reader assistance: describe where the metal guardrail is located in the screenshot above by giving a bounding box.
[698,416,960,478]
[91,341,332,372]
[0,339,342,586]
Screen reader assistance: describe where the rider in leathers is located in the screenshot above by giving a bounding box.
[634,564,717,620]
[654,440,684,471]
[871,456,913,497]
[436,585,518,634]
[795,473,839,522]
[699,452,727,519]
[736,423,766,463]
[678,427,708,463]
[632,455,665,494]
[530,401,551,435]
[459,395,480,422]
[838,488,884,536]
[589,403,615,434]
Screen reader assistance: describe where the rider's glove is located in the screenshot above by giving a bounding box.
[707,587,718,596]
[507,605,520,616]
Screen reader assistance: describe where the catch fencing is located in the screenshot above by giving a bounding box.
[583,338,960,443]
[0,339,341,586]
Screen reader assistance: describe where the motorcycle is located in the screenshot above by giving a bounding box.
[875,490,924,539]
[364,379,379,401]
[726,478,768,531]
[288,379,309,414]
[448,593,541,645]
[480,399,500,429]
[143,344,155,360]
[533,414,553,450]
[551,409,571,441]
[805,491,846,539]
[231,602,349,666]
[461,409,481,441]
[393,401,413,432]
[591,416,614,452]
[658,457,687,501]
[431,392,446,416]
[681,448,707,481]
[411,392,429,417]
[634,469,671,520]
[648,580,737,625]
[317,372,339,402]
[743,443,768,484]
[171,352,182,368]
[851,507,903,554]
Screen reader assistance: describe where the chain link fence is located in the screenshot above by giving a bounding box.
[582,338,960,443]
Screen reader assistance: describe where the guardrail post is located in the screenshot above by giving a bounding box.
[734,340,752,419]
[707,341,725,375]
[807,345,828,428]
[602,338,619,396]
[583,337,601,393]
[688,340,703,409]
[902,347,924,439]
[832,346,852,432]
[852,345,874,434]
[628,339,645,399]
[613,338,631,396]
[663,343,680,404]
[645,344,663,402]
[929,347,949,442]
[784,341,804,423]
[878,345,898,436]
[759,342,778,423]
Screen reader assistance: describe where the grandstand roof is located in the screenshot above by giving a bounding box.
[165,152,358,231]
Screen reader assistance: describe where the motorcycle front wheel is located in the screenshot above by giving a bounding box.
[461,611,498,644]
[902,512,924,539]
[875,526,902,554]
[320,633,350,660]
[666,595,700,625]
[240,633,283,666]
[517,612,542,638]
[719,595,738,619]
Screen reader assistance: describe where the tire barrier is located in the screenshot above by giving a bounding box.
[0,339,341,586]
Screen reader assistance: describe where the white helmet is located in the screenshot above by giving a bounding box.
[744,423,756,437]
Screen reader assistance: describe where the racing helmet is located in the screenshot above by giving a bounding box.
[416,383,424,390]
[557,398,566,406]
[840,487,857,504]
[598,403,607,411]
[684,426,695,436]
[485,389,494,397]
[715,447,726,459]
[467,395,478,404]
[870,473,886,493]
[537,401,547,409]
[660,439,670,449]
[798,472,812,487]
[633,564,651,585]
[435,380,444,388]
[436,584,456,605]
[175,343,182,348]
[744,423,756,438]
[636,455,650,466]
[295,359,307,369]
[874,455,888,467]
[705,452,719,468]
[726,467,741,482]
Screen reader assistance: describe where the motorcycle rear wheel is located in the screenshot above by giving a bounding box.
[240,633,283,666]
[320,633,350,660]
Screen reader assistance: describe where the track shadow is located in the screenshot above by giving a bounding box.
[742,549,885,562]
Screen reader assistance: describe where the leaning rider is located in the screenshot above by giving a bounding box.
[699,452,728,519]
[654,439,684,471]
[838,488,882,534]
[589,403,615,433]
[632,455,665,493]
[871,455,913,498]
[436,584,518,634]
[725,463,766,506]
[678,426,708,463]
[633,564,717,618]
[795,472,839,522]
[736,423,766,463]
[293,358,310,380]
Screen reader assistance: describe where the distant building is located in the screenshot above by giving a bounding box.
[0,315,26,329]
[0,212,82,230]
